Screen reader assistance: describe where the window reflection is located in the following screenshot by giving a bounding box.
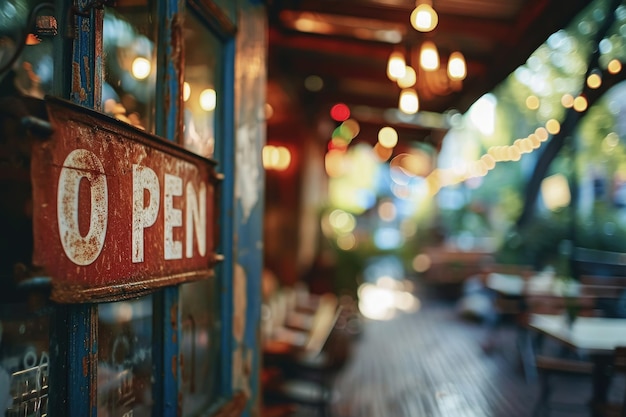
[102,2,157,132]
[0,307,50,417]
[183,10,220,159]
[98,296,153,417]
[180,279,221,416]
[0,0,54,98]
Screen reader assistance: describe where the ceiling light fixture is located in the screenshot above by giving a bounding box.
[447,51,467,80]
[387,50,407,81]
[399,88,419,114]
[419,41,439,71]
[410,0,438,32]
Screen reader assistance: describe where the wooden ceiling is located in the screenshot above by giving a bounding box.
[265,0,591,146]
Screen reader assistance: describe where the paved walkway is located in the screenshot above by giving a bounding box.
[329,296,621,417]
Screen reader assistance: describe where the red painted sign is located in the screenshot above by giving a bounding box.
[31,97,219,303]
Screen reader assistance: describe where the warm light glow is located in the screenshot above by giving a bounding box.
[480,154,496,170]
[526,95,540,110]
[541,174,571,211]
[131,57,151,80]
[528,134,541,148]
[535,127,549,142]
[410,3,438,32]
[397,65,417,88]
[373,143,393,161]
[183,82,191,102]
[340,119,360,140]
[378,201,397,222]
[378,126,398,148]
[608,59,622,74]
[412,253,431,272]
[329,209,356,234]
[325,149,347,177]
[199,88,217,111]
[265,103,274,120]
[337,234,356,250]
[263,145,291,171]
[447,51,466,80]
[546,119,560,135]
[387,51,406,81]
[419,41,439,71]
[586,71,602,89]
[275,147,291,171]
[561,93,574,108]
[573,95,588,112]
[399,88,419,114]
[25,34,40,45]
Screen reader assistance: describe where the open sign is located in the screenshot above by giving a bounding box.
[31,98,219,303]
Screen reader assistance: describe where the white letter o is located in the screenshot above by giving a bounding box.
[57,149,108,266]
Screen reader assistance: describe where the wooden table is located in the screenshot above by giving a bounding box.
[528,314,626,416]
[482,271,557,381]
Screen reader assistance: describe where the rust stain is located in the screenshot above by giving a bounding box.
[210,392,248,417]
[82,355,88,377]
[83,55,91,93]
[71,62,81,99]
[34,98,219,303]
[171,354,177,378]
[171,12,184,137]
[170,302,178,344]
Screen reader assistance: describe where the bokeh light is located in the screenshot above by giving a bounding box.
[330,103,350,121]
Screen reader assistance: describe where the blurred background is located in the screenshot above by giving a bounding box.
[262,0,626,319]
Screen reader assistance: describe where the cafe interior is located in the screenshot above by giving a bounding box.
[261,0,626,416]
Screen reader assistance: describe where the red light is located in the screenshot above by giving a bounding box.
[330,103,350,122]
[328,138,348,151]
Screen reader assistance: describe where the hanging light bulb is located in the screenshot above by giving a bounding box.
[410,1,438,32]
[419,41,439,71]
[397,65,417,88]
[387,51,406,81]
[399,88,419,114]
[447,51,466,80]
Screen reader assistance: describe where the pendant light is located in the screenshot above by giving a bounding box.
[419,41,439,71]
[410,0,438,32]
[447,51,467,80]
[399,88,419,114]
[387,50,406,81]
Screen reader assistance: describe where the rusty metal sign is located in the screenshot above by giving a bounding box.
[31,97,219,303]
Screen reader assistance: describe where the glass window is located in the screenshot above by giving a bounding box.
[98,296,153,417]
[102,1,157,133]
[183,10,220,159]
[0,307,50,417]
[180,279,221,415]
[0,0,55,98]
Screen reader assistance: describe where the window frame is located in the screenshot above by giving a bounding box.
[57,0,238,415]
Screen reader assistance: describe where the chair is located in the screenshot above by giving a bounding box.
[262,291,346,417]
[528,294,599,417]
[580,276,626,318]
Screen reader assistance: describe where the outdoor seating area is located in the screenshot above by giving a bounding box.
[469,265,626,416]
[257,264,626,417]
[261,283,361,417]
[328,274,626,417]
